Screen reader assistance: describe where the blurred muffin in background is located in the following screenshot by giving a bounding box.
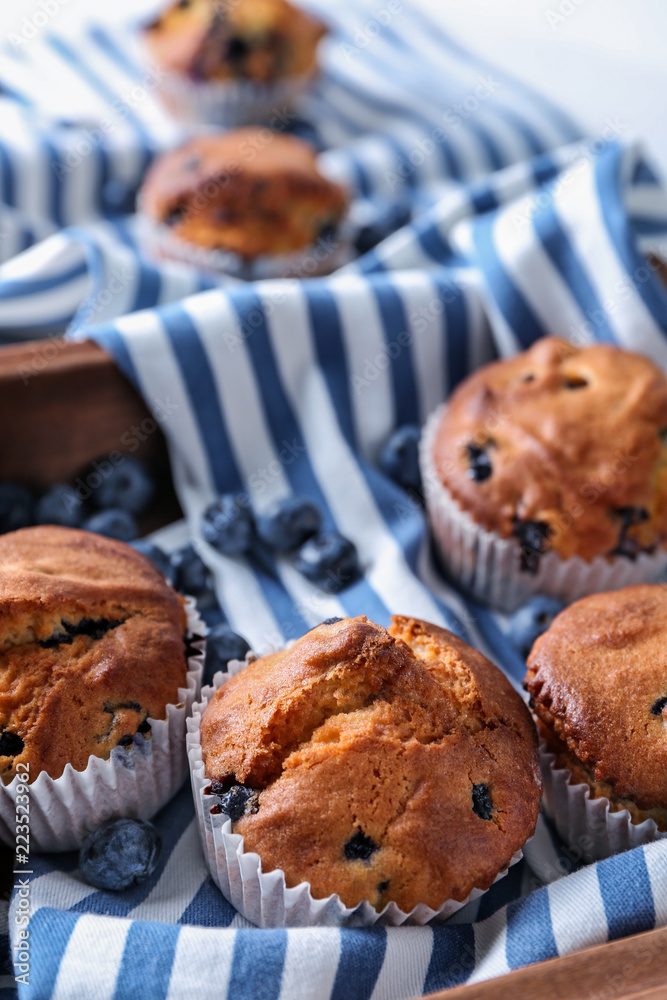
[138,128,350,278]
[143,0,327,125]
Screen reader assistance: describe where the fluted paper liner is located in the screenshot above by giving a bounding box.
[420,404,667,613]
[0,598,205,853]
[137,209,353,281]
[187,660,523,929]
[539,741,667,863]
[156,68,313,128]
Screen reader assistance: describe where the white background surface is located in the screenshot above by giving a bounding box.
[2,0,667,174]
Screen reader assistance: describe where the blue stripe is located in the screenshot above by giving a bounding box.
[0,262,88,299]
[429,273,470,390]
[424,925,475,993]
[597,849,655,940]
[306,283,357,449]
[227,930,287,1000]
[505,888,558,968]
[0,143,15,207]
[372,275,420,425]
[595,142,667,331]
[89,324,141,386]
[330,929,386,1000]
[534,197,618,343]
[20,909,79,1000]
[113,922,180,1000]
[179,879,238,927]
[159,304,244,494]
[471,213,545,348]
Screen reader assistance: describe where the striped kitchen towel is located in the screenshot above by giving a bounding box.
[1,2,667,999]
[0,0,584,339]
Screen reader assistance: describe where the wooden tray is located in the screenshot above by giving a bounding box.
[0,337,663,1000]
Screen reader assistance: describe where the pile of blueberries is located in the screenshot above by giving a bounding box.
[200,493,361,595]
[0,455,155,541]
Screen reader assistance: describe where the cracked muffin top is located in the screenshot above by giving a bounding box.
[201,615,541,912]
[140,129,349,260]
[143,0,327,84]
[0,526,188,783]
[431,337,667,567]
[525,585,667,819]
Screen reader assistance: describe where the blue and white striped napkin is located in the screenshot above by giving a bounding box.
[2,2,667,999]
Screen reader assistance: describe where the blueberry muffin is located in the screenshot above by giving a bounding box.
[525,584,667,831]
[139,129,349,265]
[144,0,326,85]
[0,526,188,783]
[201,615,541,913]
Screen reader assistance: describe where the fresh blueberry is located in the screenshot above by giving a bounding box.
[466,442,493,483]
[79,818,162,891]
[171,543,212,595]
[94,457,155,516]
[379,425,422,493]
[202,495,254,556]
[37,484,87,528]
[205,623,251,683]
[130,540,175,584]
[471,783,494,821]
[217,783,259,822]
[344,830,379,862]
[507,595,565,659]
[255,497,322,554]
[294,531,360,593]
[0,483,35,534]
[83,509,138,543]
[512,518,552,574]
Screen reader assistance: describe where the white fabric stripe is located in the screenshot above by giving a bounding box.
[491,190,592,340]
[117,309,216,499]
[521,815,566,886]
[15,871,97,917]
[185,290,292,511]
[0,231,83,280]
[51,914,130,1000]
[278,929,342,1000]
[553,148,667,366]
[393,272,446,423]
[548,862,609,956]
[166,926,236,1000]
[2,106,52,222]
[275,560,347,627]
[262,283,447,625]
[466,909,510,985]
[643,839,667,927]
[328,273,394,459]
[128,820,208,923]
[0,274,91,326]
[369,927,433,1000]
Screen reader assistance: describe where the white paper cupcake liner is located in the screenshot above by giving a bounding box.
[156,69,313,127]
[187,659,523,928]
[137,210,353,281]
[0,598,205,853]
[539,740,667,864]
[420,404,667,613]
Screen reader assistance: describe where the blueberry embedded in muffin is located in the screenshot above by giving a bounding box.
[429,336,667,569]
[143,0,327,84]
[201,615,541,913]
[524,584,667,831]
[0,526,188,783]
[139,129,349,262]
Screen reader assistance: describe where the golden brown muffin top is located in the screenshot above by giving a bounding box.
[0,526,187,783]
[140,129,349,259]
[432,336,667,566]
[144,0,326,83]
[525,584,667,811]
[201,615,541,912]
